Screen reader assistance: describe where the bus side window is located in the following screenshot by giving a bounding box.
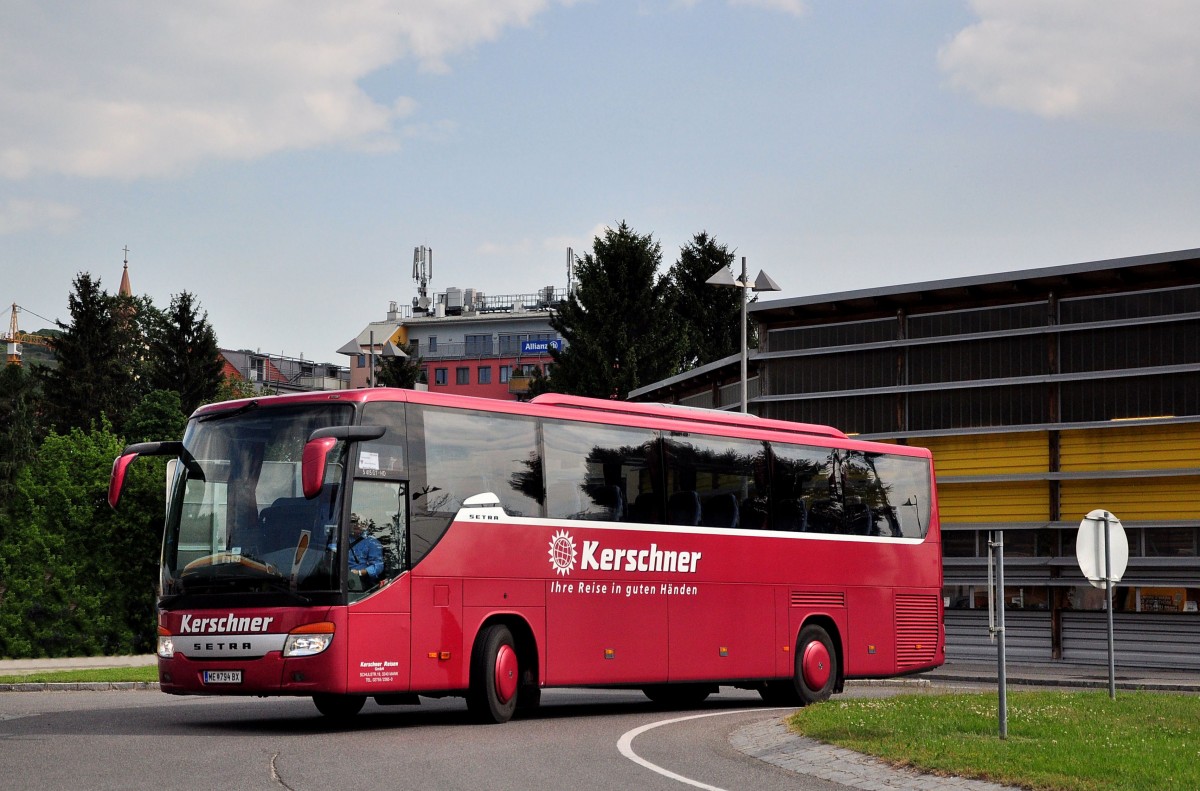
[407,406,542,567]
[664,434,762,531]
[771,442,839,534]
[543,420,656,523]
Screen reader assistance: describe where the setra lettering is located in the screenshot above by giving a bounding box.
[193,642,253,652]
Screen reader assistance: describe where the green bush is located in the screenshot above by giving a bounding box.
[0,422,164,657]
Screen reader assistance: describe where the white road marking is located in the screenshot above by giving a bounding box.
[617,708,792,790]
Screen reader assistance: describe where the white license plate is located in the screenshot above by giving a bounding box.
[203,670,243,684]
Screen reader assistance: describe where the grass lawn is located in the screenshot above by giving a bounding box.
[0,666,159,684]
[789,690,1200,791]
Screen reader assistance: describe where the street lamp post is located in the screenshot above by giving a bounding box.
[705,256,781,413]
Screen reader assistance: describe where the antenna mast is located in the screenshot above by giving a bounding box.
[412,246,433,313]
[566,247,574,296]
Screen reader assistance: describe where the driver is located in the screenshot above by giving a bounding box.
[348,514,384,588]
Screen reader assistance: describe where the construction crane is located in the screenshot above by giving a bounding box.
[4,303,54,366]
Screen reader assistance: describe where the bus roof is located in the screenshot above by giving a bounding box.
[530,393,847,440]
[191,389,851,443]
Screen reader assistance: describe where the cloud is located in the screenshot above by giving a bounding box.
[0,0,557,180]
[939,0,1200,130]
[728,0,805,17]
[0,199,80,235]
[672,0,805,15]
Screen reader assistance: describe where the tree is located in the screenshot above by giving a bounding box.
[149,291,223,415]
[38,273,133,434]
[113,291,162,400]
[668,231,745,370]
[548,222,682,399]
[375,342,424,388]
[125,389,188,444]
[0,422,162,656]
[0,363,43,506]
[213,372,257,403]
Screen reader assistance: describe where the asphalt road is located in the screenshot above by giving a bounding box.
[0,687,857,791]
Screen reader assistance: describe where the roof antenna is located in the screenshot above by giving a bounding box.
[413,246,433,313]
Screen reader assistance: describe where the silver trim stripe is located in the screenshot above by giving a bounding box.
[181,633,287,659]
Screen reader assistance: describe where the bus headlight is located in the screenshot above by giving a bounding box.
[283,622,335,657]
[157,627,175,658]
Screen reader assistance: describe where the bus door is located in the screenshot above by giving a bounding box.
[661,433,776,682]
[344,479,412,694]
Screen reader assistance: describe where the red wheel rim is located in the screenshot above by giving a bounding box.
[494,644,518,704]
[801,640,831,691]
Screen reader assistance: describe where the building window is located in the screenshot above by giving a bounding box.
[465,333,493,356]
[500,365,511,383]
[499,334,524,355]
[357,354,366,368]
[429,336,438,352]
[478,366,492,385]
[456,367,470,385]
[435,368,448,386]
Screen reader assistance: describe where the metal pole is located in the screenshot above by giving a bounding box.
[369,330,375,388]
[994,530,1008,739]
[1104,512,1116,699]
[739,256,748,414]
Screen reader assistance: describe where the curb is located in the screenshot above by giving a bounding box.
[926,673,1200,694]
[846,677,932,688]
[0,682,157,692]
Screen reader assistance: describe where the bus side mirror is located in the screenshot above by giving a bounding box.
[302,425,388,499]
[108,440,188,509]
[108,452,138,509]
[302,437,338,499]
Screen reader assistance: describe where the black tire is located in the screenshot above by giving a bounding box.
[794,624,838,705]
[467,624,519,724]
[642,683,713,708]
[312,693,366,719]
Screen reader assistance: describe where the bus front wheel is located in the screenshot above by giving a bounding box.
[793,624,838,705]
[468,624,520,724]
[312,693,366,720]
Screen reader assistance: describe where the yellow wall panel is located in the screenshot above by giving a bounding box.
[1060,477,1200,522]
[921,432,1048,477]
[1061,423,1200,471]
[937,481,1050,523]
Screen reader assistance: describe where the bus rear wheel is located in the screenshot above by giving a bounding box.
[312,693,366,720]
[468,624,519,724]
[794,624,838,705]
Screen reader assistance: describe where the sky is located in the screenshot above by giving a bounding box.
[3,0,1199,363]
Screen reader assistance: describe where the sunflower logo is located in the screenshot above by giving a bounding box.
[547,529,578,577]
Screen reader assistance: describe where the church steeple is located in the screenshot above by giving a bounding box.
[119,245,133,297]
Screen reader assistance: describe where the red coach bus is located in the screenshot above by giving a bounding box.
[109,389,942,723]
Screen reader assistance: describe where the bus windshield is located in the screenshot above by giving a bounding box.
[161,402,354,599]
